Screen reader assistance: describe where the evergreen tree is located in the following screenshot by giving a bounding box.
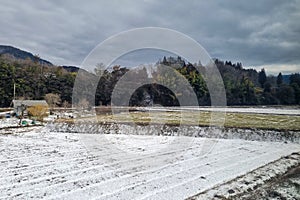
[277,85,295,105]
[258,69,267,88]
[290,73,300,104]
[290,73,300,86]
[276,72,283,86]
[263,82,272,93]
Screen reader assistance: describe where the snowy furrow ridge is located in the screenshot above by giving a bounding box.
[48,123,300,143]
[189,152,300,199]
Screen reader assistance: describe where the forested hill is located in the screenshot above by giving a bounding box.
[0,45,52,66]
[0,47,300,108]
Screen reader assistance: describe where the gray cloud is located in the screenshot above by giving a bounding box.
[0,0,299,74]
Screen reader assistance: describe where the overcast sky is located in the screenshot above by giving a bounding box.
[0,0,299,74]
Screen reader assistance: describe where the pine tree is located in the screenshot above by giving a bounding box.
[258,69,267,88]
[277,72,283,86]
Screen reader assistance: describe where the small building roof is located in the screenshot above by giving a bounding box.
[13,100,48,107]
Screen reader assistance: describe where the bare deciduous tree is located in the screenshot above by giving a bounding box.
[78,98,90,109]
[45,93,61,108]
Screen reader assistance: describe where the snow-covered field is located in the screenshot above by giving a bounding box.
[0,118,19,128]
[140,106,300,115]
[0,127,299,199]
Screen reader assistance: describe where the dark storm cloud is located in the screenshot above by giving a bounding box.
[0,0,299,74]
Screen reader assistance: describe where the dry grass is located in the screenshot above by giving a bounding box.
[56,109,300,131]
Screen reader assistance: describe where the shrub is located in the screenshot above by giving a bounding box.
[27,104,49,121]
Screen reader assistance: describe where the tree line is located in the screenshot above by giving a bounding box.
[0,54,299,108]
[214,59,300,105]
[0,54,75,107]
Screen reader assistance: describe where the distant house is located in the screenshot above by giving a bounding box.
[12,100,49,116]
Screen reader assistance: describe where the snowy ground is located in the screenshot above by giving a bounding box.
[0,127,299,199]
[0,118,19,128]
[140,106,300,115]
[189,152,300,199]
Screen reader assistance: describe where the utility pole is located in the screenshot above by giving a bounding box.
[13,83,16,100]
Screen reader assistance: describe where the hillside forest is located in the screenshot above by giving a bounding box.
[0,54,300,108]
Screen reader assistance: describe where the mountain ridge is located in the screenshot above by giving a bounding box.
[0,45,53,66]
[0,45,81,72]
